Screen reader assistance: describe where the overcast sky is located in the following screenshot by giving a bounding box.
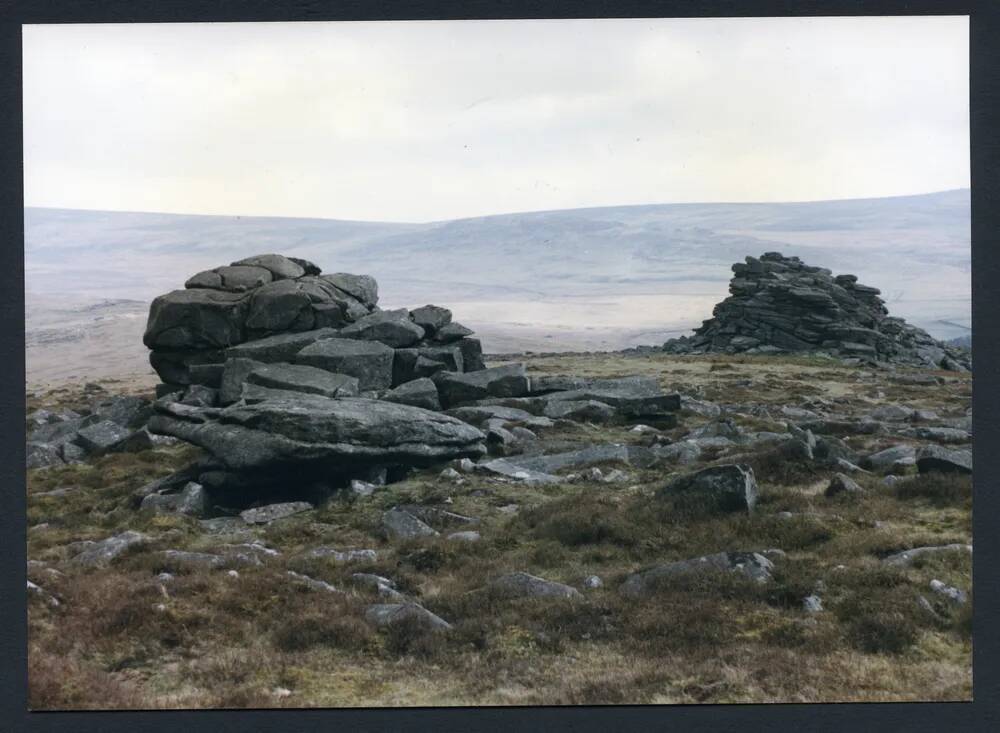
[23,17,969,222]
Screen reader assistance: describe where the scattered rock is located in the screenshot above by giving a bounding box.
[929,579,968,605]
[825,472,864,497]
[916,445,972,474]
[381,507,439,539]
[71,531,147,567]
[487,572,583,600]
[658,464,758,513]
[621,551,774,596]
[365,602,452,631]
[883,544,972,567]
[240,501,313,524]
[447,530,481,542]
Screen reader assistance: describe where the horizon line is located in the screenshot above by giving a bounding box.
[23,186,971,227]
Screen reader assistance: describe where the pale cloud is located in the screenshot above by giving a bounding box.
[23,17,969,222]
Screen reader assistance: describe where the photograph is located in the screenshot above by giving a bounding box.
[22,16,972,708]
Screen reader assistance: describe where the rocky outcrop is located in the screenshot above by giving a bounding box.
[663,252,972,371]
[143,254,486,388]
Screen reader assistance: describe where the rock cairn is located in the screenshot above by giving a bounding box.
[663,252,971,371]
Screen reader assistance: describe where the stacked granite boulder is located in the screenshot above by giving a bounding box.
[663,252,971,371]
[144,253,485,390]
[139,254,683,512]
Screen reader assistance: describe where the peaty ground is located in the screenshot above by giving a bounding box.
[25,352,972,708]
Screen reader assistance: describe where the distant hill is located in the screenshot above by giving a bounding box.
[25,189,970,375]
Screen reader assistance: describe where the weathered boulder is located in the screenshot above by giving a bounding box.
[246,362,359,398]
[365,602,451,631]
[75,420,134,455]
[434,364,530,407]
[240,501,313,524]
[382,378,441,411]
[486,572,582,600]
[916,445,972,474]
[862,444,917,473]
[409,304,452,336]
[225,328,340,364]
[621,551,774,596]
[91,395,153,429]
[433,322,474,343]
[295,338,394,391]
[658,464,758,513]
[340,309,425,348]
[381,507,439,539]
[71,531,147,567]
[144,288,249,351]
[543,400,616,423]
[229,254,302,279]
[825,472,864,497]
[148,394,486,471]
[883,544,972,567]
[26,442,64,469]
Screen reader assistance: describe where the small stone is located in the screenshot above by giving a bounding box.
[447,530,481,543]
[825,472,864,497]
[929,579,968,605]
[440,467,463,481]
[240,501,313,525]
[802,595,823,613]
[582,575,603,589]
[227,570,240,578]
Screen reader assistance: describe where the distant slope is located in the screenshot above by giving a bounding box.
[25,189,970,371]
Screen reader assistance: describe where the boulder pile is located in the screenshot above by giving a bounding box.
[133,254,683,513]
[662,252,971,371]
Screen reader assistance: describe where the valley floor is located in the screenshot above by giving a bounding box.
[25,352,972,708]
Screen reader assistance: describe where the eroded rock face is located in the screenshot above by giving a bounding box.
[663,252,972,371]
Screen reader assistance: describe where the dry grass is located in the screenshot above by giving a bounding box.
[25,354,973,708]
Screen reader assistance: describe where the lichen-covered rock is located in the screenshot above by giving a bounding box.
[916,445,972,474]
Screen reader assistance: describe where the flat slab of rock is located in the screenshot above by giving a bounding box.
[71,531,147,567]
[434,364,530,407]
[479,458,562,485]
[240,501,313,524]
[304,547,378,563]
[487,572,582,600]
[75,420,134,454]
[658,464,758,513]
[340,309,425,348]
[365,602,452,631]
[295,338,394,391]
[149,395,485,470]
[862,444,918,473]
[225,328,341,364]
[382,378,441,411]
[510,444,635,475]
[621,551,774,596]
[246,362,359,398]
[916,445,972,474]
[883,544,972,567]
[382,507,439,539]
[543,400,616,423]
[825,472,864,497]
